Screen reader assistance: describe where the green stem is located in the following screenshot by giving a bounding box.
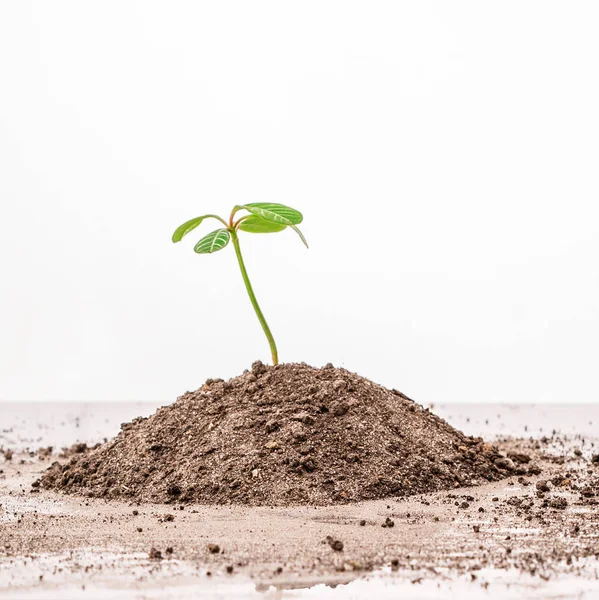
[230,230,279,365]
[207,214,229,227]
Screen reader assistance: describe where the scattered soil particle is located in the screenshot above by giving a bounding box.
[507,452,531,464]
[359,519,366,526]
[37,446,53,459]
[40,362,510,506]
[207,544,220,554]
[148,547,162,560]
[527,464,542,476]
[325,536,344,551]
[536,480,551,492]
[382,517,395,528]
[549,497,568,510]
[226,565,234,574]
[494,457,516,471]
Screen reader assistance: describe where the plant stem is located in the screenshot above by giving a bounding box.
[208,214,229,227]
[230,230,279,365]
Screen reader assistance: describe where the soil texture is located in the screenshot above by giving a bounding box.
[40,362,538,505]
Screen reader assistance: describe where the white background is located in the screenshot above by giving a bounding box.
[1,1,597,404]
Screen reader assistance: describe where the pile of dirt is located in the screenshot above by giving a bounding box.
[40,362,532,506]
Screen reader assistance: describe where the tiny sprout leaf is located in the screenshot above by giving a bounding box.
[194,229,231,254]
[238,215,287,234]
[237,203,307,248]
[242,203,303,225]
[172,216,206,243]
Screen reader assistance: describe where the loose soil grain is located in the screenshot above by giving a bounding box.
[40,362,534,505]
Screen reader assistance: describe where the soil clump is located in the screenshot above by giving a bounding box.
[40,362,529,505]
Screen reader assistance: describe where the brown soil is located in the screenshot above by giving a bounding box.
[39,362,538,505]
[3,403,599,595]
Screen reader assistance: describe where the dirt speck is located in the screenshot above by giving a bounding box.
[326,536,344,551]
[536,480,551,492]
[549,497,568,510]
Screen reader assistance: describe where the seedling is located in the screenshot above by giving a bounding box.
[172,203,307,365]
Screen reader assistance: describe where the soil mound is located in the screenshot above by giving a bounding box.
[41,362,518,505]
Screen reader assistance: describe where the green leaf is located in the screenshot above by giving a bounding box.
[194,229,231,254]
[238,215,287,234]
[242,203,303,225]
[172,216,206,243]
[236,203,308,248]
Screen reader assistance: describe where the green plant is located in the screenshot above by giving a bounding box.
[172,203,308,365]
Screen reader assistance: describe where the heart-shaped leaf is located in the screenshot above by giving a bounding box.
[238,215,287,234]
[194,229,231,254]
[172,216,206,243]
